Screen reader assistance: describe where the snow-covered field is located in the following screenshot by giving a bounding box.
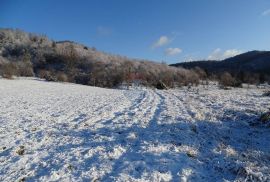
[0,78,270,182]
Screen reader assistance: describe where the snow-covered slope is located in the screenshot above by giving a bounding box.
[0,78,270,181]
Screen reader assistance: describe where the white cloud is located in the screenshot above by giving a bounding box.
[223,49,242,58]
[152,36,170,48]
[208,48,222,60]
[208,48,242,60]
[165,47,182,56]
[262,9,270,16]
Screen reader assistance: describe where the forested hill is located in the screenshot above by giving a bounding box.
[0,28,199,88]
[171,51,270,83]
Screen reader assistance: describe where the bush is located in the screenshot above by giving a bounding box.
[56,72,68,82]
[219,72,235,88]
[192,67,207,80]
[38,70,56,81]
[234,80,243,88]
[17,62,34,77]
[74,73,90,85]
[0,63,18,79]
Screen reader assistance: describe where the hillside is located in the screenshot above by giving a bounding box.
[0,28,198,88]
[171,51,270,83]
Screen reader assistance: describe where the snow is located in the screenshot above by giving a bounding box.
[0,78,270,181]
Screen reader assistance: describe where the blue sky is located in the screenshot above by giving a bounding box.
[1,0,270,63]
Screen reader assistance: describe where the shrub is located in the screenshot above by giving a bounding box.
[56,72,68,82]
[219,72,235,88]
[38,69,48,79]
[193,67,207,80]
[74,73,90,85]
[1,62,18,79]
[38,70,56,81]
[17,62,34,76]
[234,80,243,88]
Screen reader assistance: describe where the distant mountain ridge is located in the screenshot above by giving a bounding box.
[171,51,270,75]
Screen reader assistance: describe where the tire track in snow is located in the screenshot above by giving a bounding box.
[88,90,149,129]
[161,90,195,122]
[53,89,150,180]
[100,89,167,181]
[67,89,161,180]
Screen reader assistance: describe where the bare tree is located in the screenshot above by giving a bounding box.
[219,72,235,87]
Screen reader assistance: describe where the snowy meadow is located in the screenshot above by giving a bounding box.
[0,78,270,181]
